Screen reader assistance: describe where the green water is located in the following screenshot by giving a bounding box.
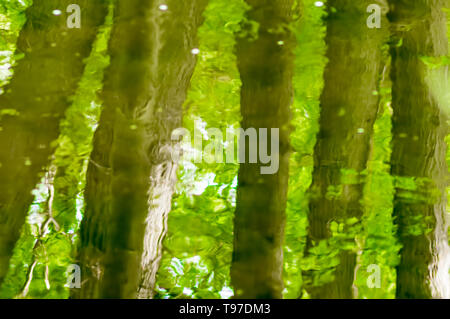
[0,0,449,299]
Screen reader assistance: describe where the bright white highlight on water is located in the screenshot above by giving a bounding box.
[52,9,62,16]
[219,286,234,299]
[159,4,168,11]
[314,1,324,7]
[191,48,200,55]
[183,288,193,295]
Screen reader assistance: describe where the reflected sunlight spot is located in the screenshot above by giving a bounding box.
[0,14,12,31]
[159,4,168,11]
[191,48,200,55]
[192,173,217,195]
[219,286,234,299]
[314,1,324,7]
[183,287,193,296]
[52,9,62,16]
[76,195,84,223]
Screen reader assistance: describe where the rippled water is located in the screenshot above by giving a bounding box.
[0,0,449,299]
